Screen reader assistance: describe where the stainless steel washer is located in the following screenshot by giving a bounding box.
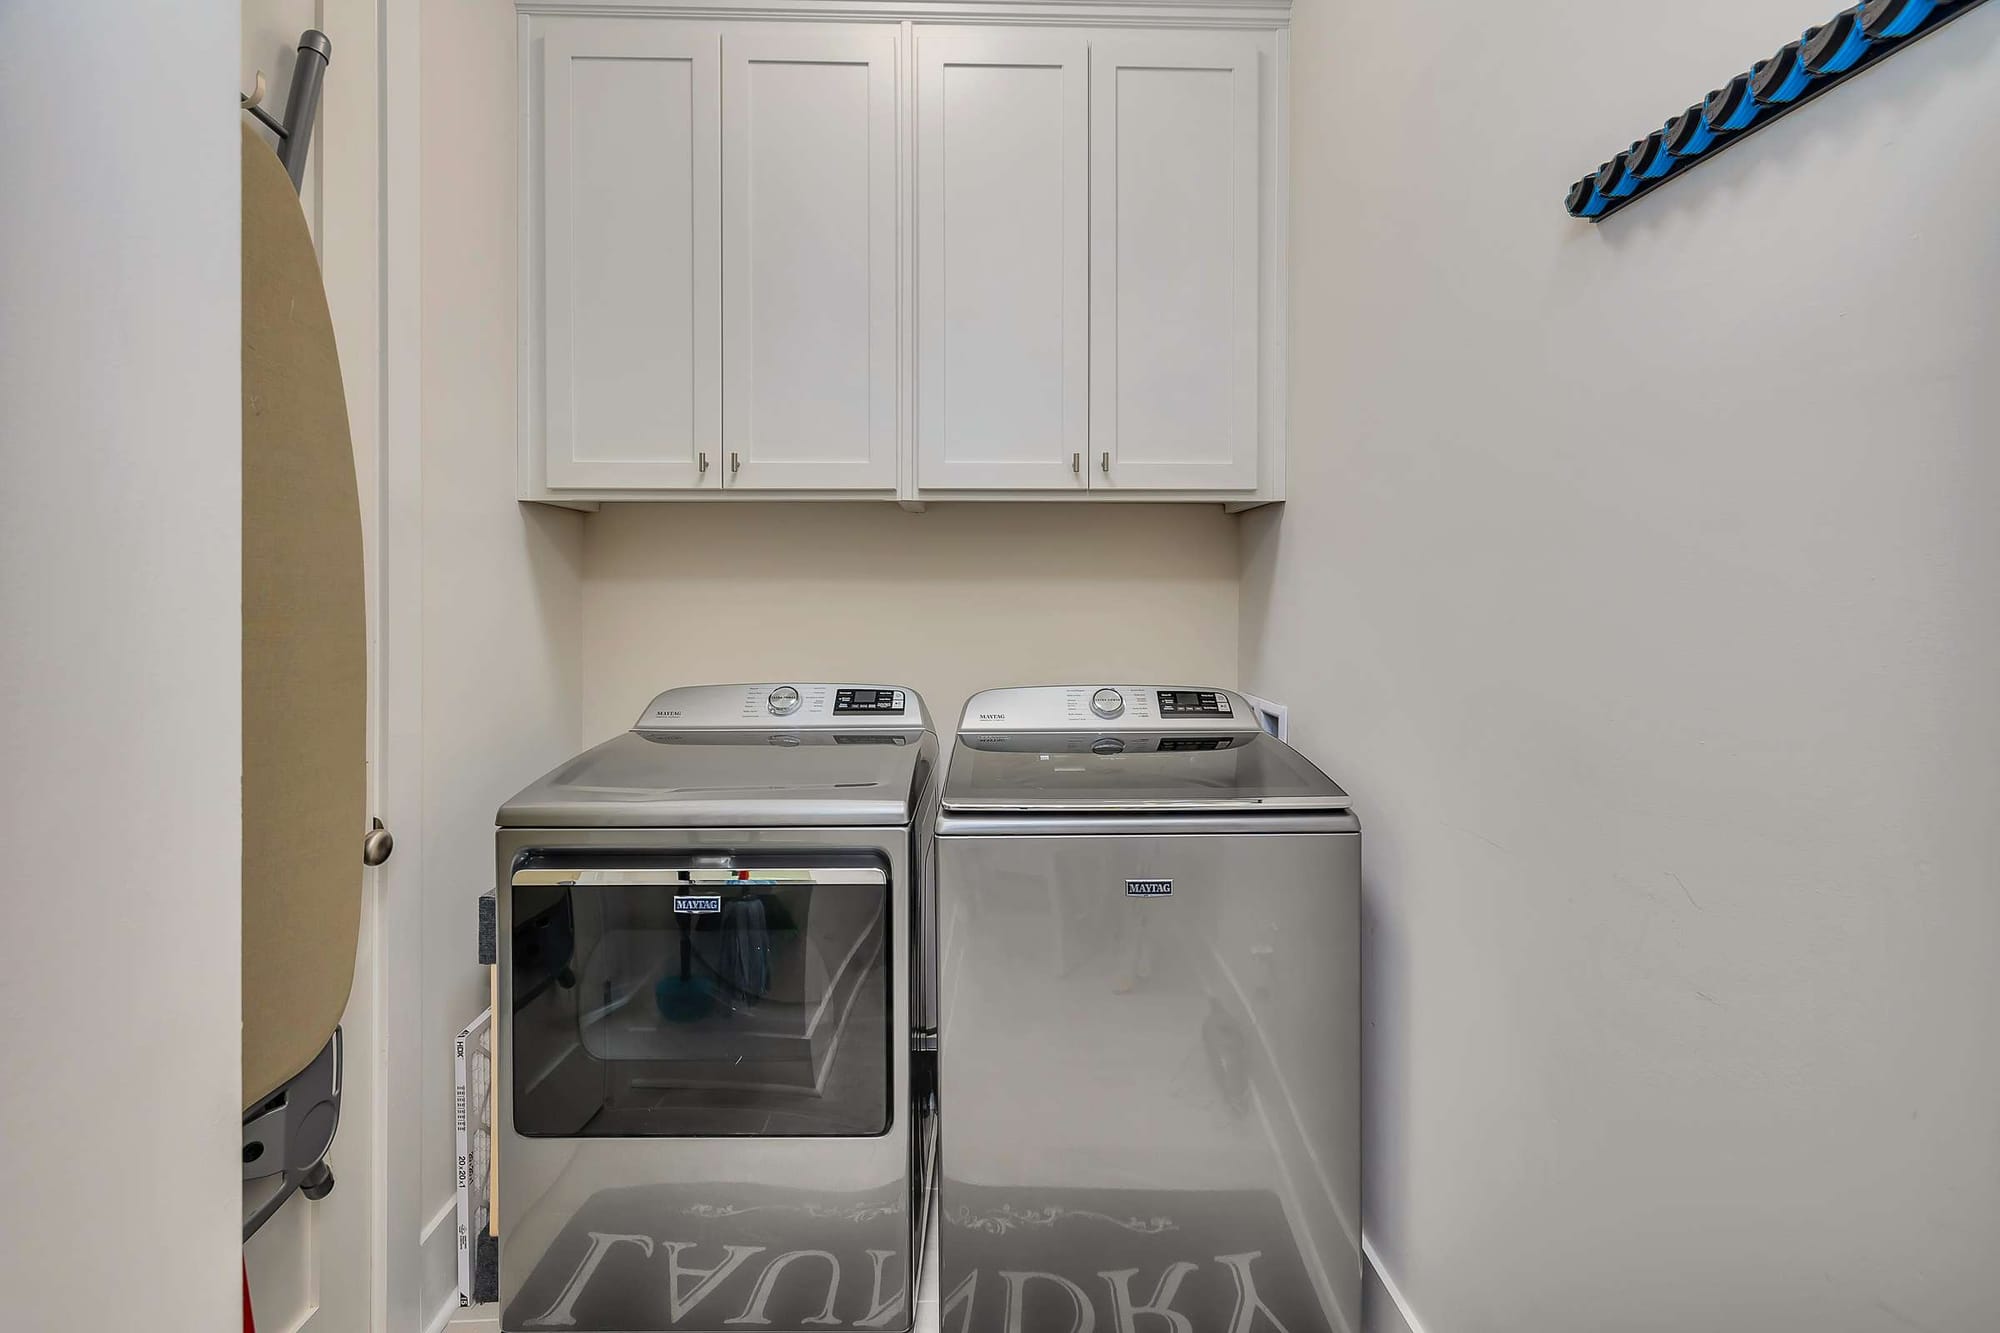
[934,686,1361,1333]
[495,684,937,1333]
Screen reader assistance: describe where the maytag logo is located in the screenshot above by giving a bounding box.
[673,894,723,915]
[979,713,1008,721]
[1126,879,1173,897]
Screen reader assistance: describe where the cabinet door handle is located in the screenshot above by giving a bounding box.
[698,451,709,476]
[1100,452,1110,474]
[1072,452,1081,474]
[730,451,741,475]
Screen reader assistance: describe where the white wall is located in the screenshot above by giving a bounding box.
[0,6,240,1329]
[422,0,587,1316]
[1248,2,2000,1330]
[580,504,1241,739]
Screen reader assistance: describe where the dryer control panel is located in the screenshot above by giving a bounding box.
[959,685,1247,734]
[635,683,929,731]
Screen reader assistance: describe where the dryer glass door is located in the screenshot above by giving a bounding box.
[509,864,891,1137]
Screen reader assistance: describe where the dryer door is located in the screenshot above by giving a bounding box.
[509,862,891,1137]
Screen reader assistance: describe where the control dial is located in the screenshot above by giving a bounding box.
[1091,688,1125,719]
[1091,737,1126,756]
[767,685,802,716]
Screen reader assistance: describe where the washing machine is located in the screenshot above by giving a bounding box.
[934,685,1360,1333]
[494,683,938,1332]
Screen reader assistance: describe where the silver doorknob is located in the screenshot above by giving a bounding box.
[362,817,394,867]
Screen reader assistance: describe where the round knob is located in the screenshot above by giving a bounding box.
[361,817,393,867]
[767,686,801,716]
[1091,688,1125,719]
[1091,737,1126,756]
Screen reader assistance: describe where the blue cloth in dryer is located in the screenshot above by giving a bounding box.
[721,897,773,1003]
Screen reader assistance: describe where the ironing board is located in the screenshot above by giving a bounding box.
[239,119,365,1234]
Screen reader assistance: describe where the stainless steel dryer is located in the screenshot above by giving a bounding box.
[494,684,938,1333]
[934,686,1360,1333]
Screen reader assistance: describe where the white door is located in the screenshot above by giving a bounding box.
[1090,33,1261,491]
[722,26,898,490]
[540,20,722,490]
[916,29,1089,492]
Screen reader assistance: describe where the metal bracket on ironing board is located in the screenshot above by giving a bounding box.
[241,30,331,194]
[242,1028,342,1241]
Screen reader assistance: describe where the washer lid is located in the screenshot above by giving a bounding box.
[944,685,1349,815]
[500,684,936,830]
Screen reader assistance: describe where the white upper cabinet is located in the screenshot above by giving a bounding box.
[521,8,1283,504]
[916,30,1089,492]
[537,20,722,491]
[1090,33,1262,492]
[722,27,898,491]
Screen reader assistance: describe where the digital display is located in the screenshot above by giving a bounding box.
[1157,690,1232,717]
[1157,736,1234,752]
[835,688,906,715]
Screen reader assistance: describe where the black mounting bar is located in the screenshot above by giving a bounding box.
[1568,0,1993,223]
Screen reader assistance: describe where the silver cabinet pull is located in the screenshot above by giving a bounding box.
[1072,452,1081,474]
[1100,451,1110,474]
[362,817,393,867]
[698,451,709,476]
[730,451,741,475]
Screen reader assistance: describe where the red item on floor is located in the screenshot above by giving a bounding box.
[244,1260,255,1333]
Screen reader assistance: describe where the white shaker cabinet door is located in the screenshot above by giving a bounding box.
[916,29,1090,491]
[1090,34,1261,491]
[721,26,899,491]
[538,21,722,490]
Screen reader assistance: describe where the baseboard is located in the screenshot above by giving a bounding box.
[1362,1239,1427,1333]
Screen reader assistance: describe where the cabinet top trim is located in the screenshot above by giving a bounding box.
[518,0,1290,29]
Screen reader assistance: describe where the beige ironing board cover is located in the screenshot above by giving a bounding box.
[241,123,365,1111]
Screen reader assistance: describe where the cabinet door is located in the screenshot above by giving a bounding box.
[1091,35,1261,491]
[722,27,898,491]
[540,21,721,490]
[916,30,1089,491]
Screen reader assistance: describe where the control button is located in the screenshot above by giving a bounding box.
[1091,688,1125,719]
[767,686,801,716]
[1091,737,1126,756]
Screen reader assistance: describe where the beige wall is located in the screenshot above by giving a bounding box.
[1252,2,2000,1330]
[580,503,1241,741]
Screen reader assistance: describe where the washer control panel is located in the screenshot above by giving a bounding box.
[835,687,907,715]
[635,683,928,730]
[959,685,1248,733]
[1157,689,1232,717]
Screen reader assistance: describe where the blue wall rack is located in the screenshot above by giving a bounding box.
[1567,0,1993,221]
